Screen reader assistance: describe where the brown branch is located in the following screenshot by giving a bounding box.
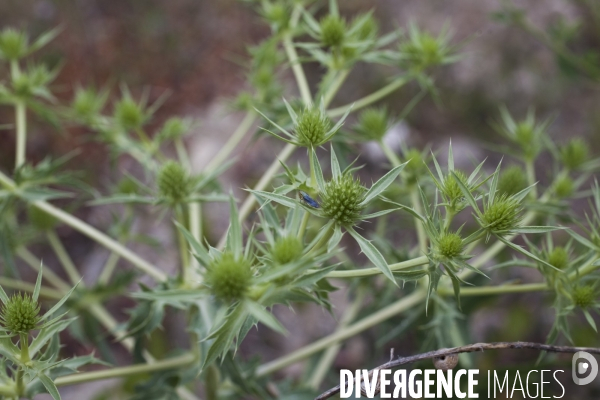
[315,341,600,400]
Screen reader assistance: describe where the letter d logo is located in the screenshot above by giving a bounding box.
[572,351,598,385]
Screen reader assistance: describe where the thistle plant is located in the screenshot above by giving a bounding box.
[1,1,600,399]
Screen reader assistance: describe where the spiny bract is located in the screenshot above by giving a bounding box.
[320,15,346,48]
[481,194,523,233]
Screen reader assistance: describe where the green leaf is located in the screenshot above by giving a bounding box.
[244,301,287,335]
[175,221,211,266]
[496,236,561,271]
[204,303,247,368]
[327,225,343,253]
[347,227,396,284]
[451,171,479,213]
[253,108,294,138]
[360,162,407,207]
[311,147,326,193]
[0,282,9,304]
[361,208,399,219]
[30,318,76,358]
[33,263,43,302]
[40,283,79,322]
[247,190,297,209]
[38,373,61,400]
[131,289,202,303]
[511,226,567,234]
[330,145,341,179]
[227,197,242,257]
[583,310,597,332]
[568,230,599,251]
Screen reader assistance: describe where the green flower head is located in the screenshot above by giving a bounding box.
[354,107,389,142]
[560,138,588,170]
[320,174,366,226]
[270,235,303,265]
[436,232,464,259]
[296,107,332,147]
[320,15,346,48]
[157,161,190,204]
[0,293,41,334]
[206,252,253,302]
[547,247,569,270]
[481,194,523,234]
[572,285,596,309]
[498,165,528,196]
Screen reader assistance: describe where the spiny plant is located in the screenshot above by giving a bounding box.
[0,0,599,399]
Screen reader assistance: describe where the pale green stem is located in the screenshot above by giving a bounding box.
[322,69,350,107]
[378,139,402,167]
[54,354,195,386]
[0,172,166,281]
[175,137,192,171]
[14,100,26,170]
[308,288,365,389]
[525,159,537,199]
[175,205,191,281]
[46,230,83,286]
[297,212,310,240]
[283,5,312,106]
[203,112,257,174]
[19,332,30,365]
[16,247,71,292]
[322,255,429,278]
[410,189,428,254]
[188,202,202,282]
[327,77,409,118]
[0,277,62,300]
[218,142,296,249]
[97,251,120,285]
[439,283,548,296]
[15,369,24,397]
[256,290,424,376]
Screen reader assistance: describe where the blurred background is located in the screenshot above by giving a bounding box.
[1,0,599,398]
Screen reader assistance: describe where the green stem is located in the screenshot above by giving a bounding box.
[16,247,71,292]
[321,255,429,278]
[306,224,335,258]
[19,332,30,364]
[283,5,312,106]
[203,112,257,174]
[322,69,350,107]
[97,251,120,285]
[525,159,537,199]
[308,288,365,389]
[410,189,428,254]
[174,137,191,171]
[378,139,402,167]
[188,202,202,282]
[0,277,62,300]
[327,77,409,118]
[14,100,26,170]
[256,290,424,376]
[15,369,24,397]
[54,354,195,386]
[297,211,310,241]
[175,205,191,281]
[0,172,167,281]
[46,230,83,286]
[439,283,548,296]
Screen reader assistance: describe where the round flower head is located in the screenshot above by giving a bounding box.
[443,170,468,206]
[271,235,303,265]
[481,194,523,233]
[206,252,253,302]
[0,28,28,60]
[436,232,463,259]
[560,138,588,170]
[157,161,190,204]
[1,293,41,334]
[497,165,527,196]
[114,95,145,131]
[572,285,595,309]
[355,108,389,141]
[320,174,366,226]
[320,15,346,48]
[403,149,425,185]
[554,176,574,198]
[547,247,569,270]
[295,107,332,147]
